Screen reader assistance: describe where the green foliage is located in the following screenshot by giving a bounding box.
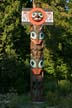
[43,0,72,82]
[0,0,72,102]
[0,0,30,94]
[58,80,72,95]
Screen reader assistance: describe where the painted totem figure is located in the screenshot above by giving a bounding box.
[30,2,44,101]
[21,0,53,102]
[30,25,44,101]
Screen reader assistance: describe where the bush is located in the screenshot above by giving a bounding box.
[58,80,72,96]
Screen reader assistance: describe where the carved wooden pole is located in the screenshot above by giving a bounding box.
[33,0,36,8]
[21,1,53,102]
[30,1,44,102]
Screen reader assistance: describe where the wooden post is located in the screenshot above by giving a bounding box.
[30,1,44,102]
[33,0,36,8]
[21,1,53,102]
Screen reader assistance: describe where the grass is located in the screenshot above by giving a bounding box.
[0,92,72,108]
[45,91,72,108]
[0,80,72,108]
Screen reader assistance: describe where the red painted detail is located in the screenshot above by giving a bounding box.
[29,8,47,25]
[31,39,43,45]
[32,68,42,75]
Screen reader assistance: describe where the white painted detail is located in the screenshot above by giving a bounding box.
[38,60,44,68]
[45,11,53,23]
[30,59,36,68]
[30,31,37,39]
[21,11,30,22]
[22,9,53,25]
[39,32,44,40]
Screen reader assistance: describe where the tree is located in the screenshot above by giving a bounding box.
[0,0,72,94]
[0,0,30,93]
[43,0,72,81]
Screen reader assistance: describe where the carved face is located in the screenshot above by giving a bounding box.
[31,50,43,59]
[30,31,44,44]
[32,11,43,22]
[30,59,44,75]
[30,41,44,50]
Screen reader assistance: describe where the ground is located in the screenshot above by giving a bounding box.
[0,92,72,108]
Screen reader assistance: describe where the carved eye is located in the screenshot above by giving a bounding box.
[38,60,44,68]
[32,12,37,18]
[30,31,37,39]
[39,32,44,40]
[30,59,36,68]
[38,12,43,18]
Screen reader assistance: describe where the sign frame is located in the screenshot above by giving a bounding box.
[21,8,53,25]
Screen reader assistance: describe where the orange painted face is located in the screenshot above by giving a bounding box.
[32,11,43,22]
[30,31,44,45]
[30,59,44,75]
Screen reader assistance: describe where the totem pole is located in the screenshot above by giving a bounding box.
[21,0,53,102]
[30,1,44,102]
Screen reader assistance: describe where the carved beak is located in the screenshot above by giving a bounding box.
[32,68,42,75]
[31,39,43,45]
